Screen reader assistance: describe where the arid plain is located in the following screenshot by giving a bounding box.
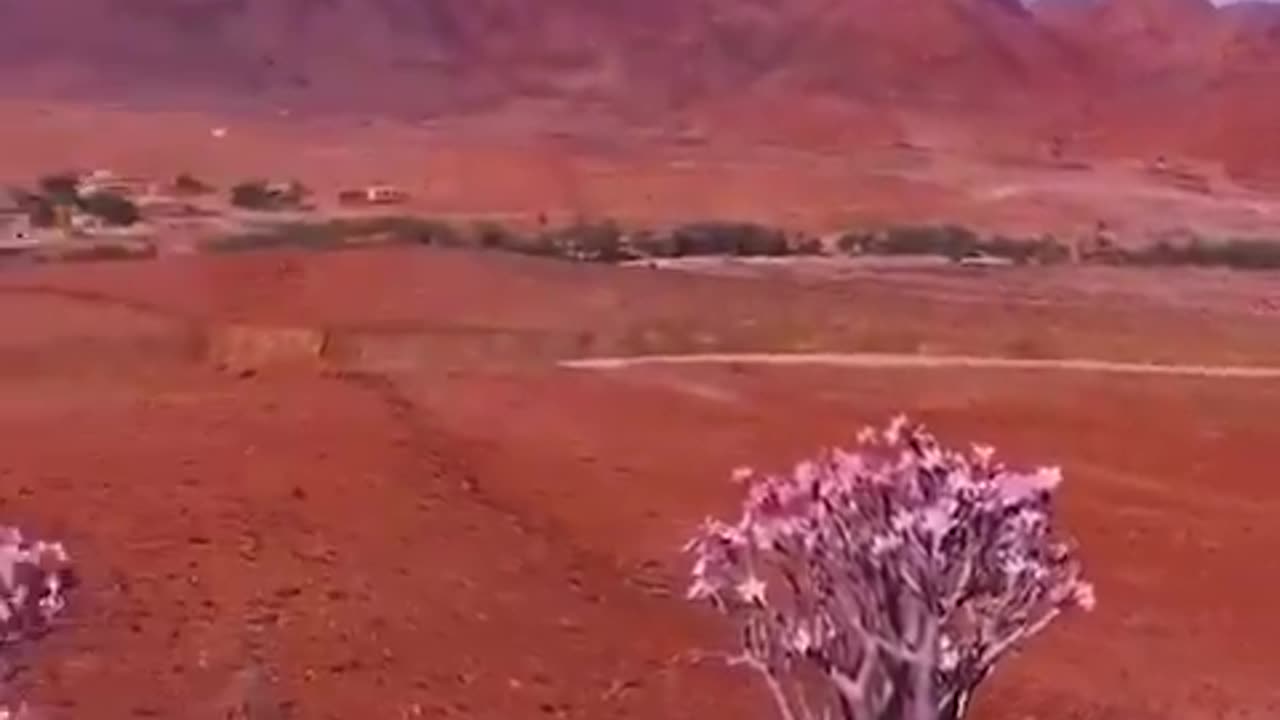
[0,247,1276,718]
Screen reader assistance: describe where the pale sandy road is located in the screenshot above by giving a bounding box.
[559,353,1280,379]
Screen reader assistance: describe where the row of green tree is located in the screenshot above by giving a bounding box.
[7,174,141,228]
[13,169,1279,271]
[210,215,1280,271]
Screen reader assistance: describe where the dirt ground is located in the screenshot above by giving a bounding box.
[6,100,1280,241]
[0,246,1278,719]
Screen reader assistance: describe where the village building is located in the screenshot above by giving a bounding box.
[79,169,155,198]
[365,184,409,204]
[339,183,410,206]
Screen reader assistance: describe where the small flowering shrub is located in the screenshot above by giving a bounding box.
[685,416,1094,720]
[0,705,40,720]
[0,526,74,718]
[0,527,72,645]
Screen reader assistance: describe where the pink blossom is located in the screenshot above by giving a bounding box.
[0,526,74,643]
[685,416,1093,720]
[736,575,768,605]
[1073,581,1098,612]
[0,525,74,717]
[883,414,910,444]
[971,444,996,465]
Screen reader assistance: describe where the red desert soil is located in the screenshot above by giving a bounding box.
[0,246,1278,719]
[3,247,1280,365]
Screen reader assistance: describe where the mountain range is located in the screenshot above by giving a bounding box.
[3,0,1280,173]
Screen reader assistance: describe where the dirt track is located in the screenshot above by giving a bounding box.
[561,352,1280,379]
[0,247,1278,719]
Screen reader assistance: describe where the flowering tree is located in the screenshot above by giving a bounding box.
[685,416,1094,720]
[0,526,74,719]
[0,527,72,646]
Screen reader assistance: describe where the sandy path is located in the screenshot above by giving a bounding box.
[559,352,1280,379]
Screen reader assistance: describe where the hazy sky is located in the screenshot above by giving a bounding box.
[1027,1,1278,5]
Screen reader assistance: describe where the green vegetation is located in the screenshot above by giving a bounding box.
[979,234,1070,265]
[5,171,1275,273]
[872,224,981,259]
[627,229,680,259]
[330,216,461,246]
[793,235,825,256]
[461,219,788,261]
[173,172,215,195]
[470,220,522,251]
[37,174,80,206]
[539,220,626,262]
[8,177,139,228]
[203,216,790,262]
[79,191,141,227]
[206,216,464,254]
[230,181,278,210]
[184,206,1280,272]
[230,180,308,211]
[833,225,1069,266]
[834,231,874,255]
[670,221,790,257]
[337,189,367,205]
[1116,237,1280,270]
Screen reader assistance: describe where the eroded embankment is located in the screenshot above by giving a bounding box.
[0,286,585,377]
[7,284,1280,382]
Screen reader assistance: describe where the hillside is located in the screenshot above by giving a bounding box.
[7,0,1277,105]
[2,0,1280,176]
[1034,0,1280,82]
[0,0,1083,112]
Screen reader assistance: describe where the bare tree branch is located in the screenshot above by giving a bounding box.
[0,526,74,718]
[686,417,1094,720]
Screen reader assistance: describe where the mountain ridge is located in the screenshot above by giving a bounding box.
[2,0,1280,172]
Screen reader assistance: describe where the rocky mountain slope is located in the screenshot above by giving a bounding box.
[2,0,1280,171]
[0,0,1102,110]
